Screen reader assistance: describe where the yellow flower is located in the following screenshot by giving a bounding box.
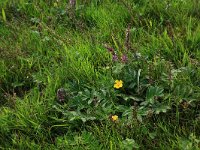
[114,80,123,89]
[111,115,118,121]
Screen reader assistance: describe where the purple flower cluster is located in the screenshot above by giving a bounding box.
[104,44,114,54]
[112,54,118,61]
[121,54,128,63]
[104,44,128,63]
[57,88,67,103]
[69,0,76,7]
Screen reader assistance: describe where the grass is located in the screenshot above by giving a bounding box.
[0,0,200,149]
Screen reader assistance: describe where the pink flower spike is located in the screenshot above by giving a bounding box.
[112,54,118,61]
[121,54,128,63]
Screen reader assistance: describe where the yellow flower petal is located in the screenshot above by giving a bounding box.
[111,115,118,121]
[114,80,123,89]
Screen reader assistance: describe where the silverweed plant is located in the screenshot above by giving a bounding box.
[0,0,200,149]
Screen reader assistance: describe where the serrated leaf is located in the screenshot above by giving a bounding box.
[137,115,143,123]
[149,132,157,139]
[122,107,133,117]
[137,107,149,116]
[117,94,143,102]
[88,98,93,104]
[112,63,125,74]
[146,86,164,104]
[126,96,143,102]
[128,82,136,89]
[122,138,140,149]
[81,116,96,123]
[154,105,170,114]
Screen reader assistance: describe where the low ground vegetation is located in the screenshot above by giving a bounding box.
[0,0,200,149]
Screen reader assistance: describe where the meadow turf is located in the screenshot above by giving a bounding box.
[0,0,200,149]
